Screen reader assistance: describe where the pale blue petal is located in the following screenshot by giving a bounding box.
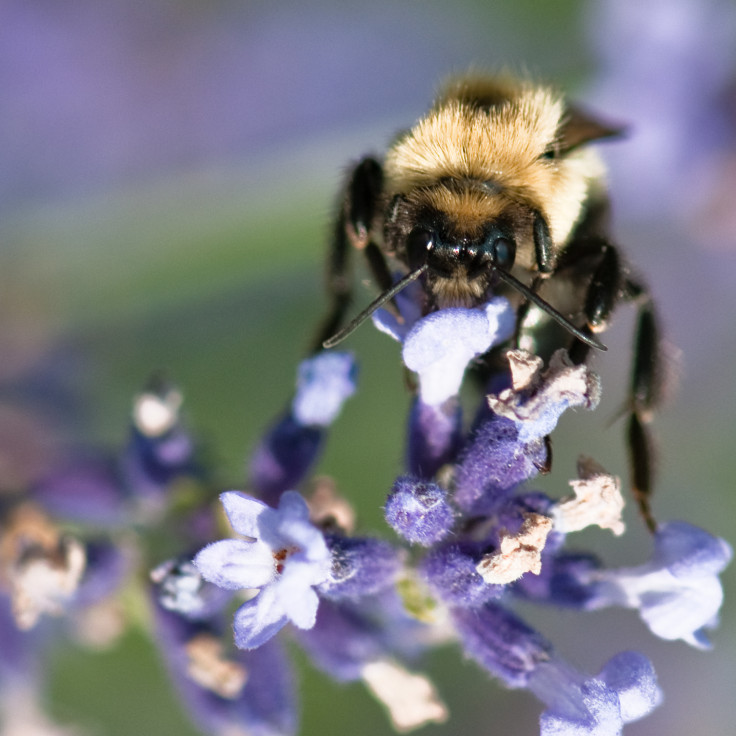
[372,308,406,341]
[638,574,723,646]
[220,491,272,538]
[277,490,311,522]
[233,587,289,650]
[593,522,732,647]
[292,352,357,427]
[484,296,516,344]
[194,539,275,590]
[277,563,321,629]
[598,652,662,724]
[654,521,733,577]
[372,277,424,341]
[257,490,310,549]
[403,308,494,405]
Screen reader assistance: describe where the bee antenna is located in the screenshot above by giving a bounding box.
[494,268,607,351]
[322,265,429,349]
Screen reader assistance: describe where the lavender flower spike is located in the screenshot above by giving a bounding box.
[194,491,331,649]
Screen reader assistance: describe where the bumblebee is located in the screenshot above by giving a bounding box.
[315,73,663,531]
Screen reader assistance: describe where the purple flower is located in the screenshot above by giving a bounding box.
[250,352,357,505]
[292,351,357,427]
[453,350,600,514]
[153,600,297,736]
[584,521,732,648]
[194,491,331,649]
[374,296,514,404]
[384,476,454,546]
[537,652,661,736]
[452,603,661,735]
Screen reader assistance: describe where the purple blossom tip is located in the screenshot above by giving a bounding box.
[292,351,357,427]
[385,476,454,546]
[194,491,331,649]
[453,416,548,513]
[452,602,553,688]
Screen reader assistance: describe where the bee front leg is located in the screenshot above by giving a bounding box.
[312,157,388,352]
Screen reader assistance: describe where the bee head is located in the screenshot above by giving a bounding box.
[383,78,622,290]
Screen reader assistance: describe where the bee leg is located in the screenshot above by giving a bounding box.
[312,157,386,352]
[569,241,662,532]
[567,239,620,364]
[623,281,662,533]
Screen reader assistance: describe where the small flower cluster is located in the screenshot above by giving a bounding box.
[0,378,199,733]
[1,289,729,736]
[154,288,729,736]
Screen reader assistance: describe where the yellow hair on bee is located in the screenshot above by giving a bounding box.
[404,185,510,241]
[384,78,605,246]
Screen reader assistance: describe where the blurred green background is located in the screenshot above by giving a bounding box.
[2,0,735,734]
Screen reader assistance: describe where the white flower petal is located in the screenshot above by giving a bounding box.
[220,492,272,538]
[232,588,289,649]
[194,539,275,590]
[278,570,320,630]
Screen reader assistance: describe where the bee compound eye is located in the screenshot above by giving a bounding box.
[492,236,516,270]
[406,227,435,269]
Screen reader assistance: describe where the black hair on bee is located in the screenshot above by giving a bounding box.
[314,73,663,532]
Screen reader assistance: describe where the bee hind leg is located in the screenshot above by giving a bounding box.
[567,241,663,533]
[623,282,663,533]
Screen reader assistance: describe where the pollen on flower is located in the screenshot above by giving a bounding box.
[476,512,553,584]
[360,659,449,732]
[273,546,299,575]
[553,456,626,536]
[185,632,248,699]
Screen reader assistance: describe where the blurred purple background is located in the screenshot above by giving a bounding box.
[1,1,735,735]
